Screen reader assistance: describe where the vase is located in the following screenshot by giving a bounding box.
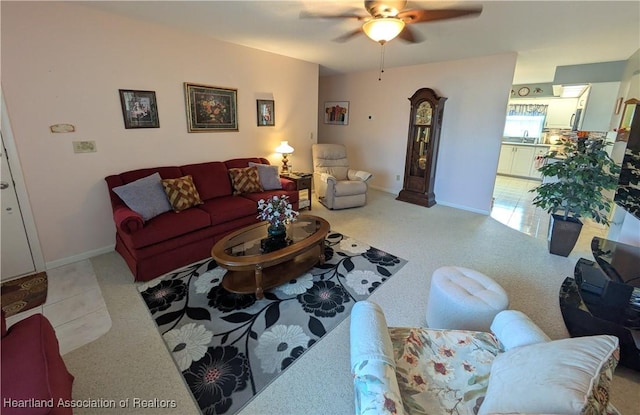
[267,224,286,239]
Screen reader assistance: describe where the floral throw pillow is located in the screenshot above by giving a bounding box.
[389,327,500,414]
[161,175,203,212]
[228,166,263,194]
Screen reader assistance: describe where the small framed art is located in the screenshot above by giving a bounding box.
[324,101,349,125]
[257,99,275,126]
[118,89,160,129]
[184,83,238,132]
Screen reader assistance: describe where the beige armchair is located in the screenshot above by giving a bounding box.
[311,144,372,210]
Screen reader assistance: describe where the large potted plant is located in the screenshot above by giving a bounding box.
[531,135,621,256]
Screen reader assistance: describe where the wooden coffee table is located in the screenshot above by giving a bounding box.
[211,215,330,299]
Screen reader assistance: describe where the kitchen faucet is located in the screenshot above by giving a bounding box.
[523,130,529,138]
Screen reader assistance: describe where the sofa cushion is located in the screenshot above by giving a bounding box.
[390,326,500,415]
[121,208,211,249]
[162,175,204,212]
[240,189,299,206]
[479,335,619,415]
[119,166,183,183]
[181,161,232,200]
[197,196,259,226]
[224,157,266,169]
[112,173,172,221]
[249,162,282,190]
[228,166,263,194]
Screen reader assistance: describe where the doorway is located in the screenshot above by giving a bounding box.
[1,134,36,280]
[1,91,43,281]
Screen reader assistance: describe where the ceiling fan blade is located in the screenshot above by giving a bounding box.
[397,26,423,44]
[333,28,364,43]
[398,7,482,24]
[299,10,366,20]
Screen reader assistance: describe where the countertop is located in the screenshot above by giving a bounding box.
[501,141,551,147]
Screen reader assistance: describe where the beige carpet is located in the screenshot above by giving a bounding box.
[63,189,639,414]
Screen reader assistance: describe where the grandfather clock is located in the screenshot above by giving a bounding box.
[396,88,447,207]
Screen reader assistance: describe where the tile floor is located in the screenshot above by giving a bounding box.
[4,259,111,355]
[491,175,609,244]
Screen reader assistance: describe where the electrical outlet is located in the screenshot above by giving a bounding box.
[73,141,96,153]
[396,174,400,181]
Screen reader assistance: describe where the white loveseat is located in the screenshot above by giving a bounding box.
[350,301,621,415]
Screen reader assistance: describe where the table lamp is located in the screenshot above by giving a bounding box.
[275,141,294,173]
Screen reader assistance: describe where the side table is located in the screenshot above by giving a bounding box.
[281,173,312,210]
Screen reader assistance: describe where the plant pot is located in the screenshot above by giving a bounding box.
[548,214,583,257]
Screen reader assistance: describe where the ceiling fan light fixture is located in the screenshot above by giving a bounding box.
[362,18,405,44]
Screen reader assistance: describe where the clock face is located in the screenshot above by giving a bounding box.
[518,87,530,97]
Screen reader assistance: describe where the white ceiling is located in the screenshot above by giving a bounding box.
[83,1,640,84]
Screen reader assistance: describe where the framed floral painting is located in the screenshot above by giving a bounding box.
[184,83,238,132]
[119,89,160,129]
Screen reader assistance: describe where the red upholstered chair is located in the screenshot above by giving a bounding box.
[1,310,74,414]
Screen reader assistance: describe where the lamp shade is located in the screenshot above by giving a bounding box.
[362,18,405,43]
[275,141,294,154]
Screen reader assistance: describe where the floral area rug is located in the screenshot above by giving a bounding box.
[138,231,407,414]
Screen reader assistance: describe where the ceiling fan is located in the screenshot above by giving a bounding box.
[301,0,482,44]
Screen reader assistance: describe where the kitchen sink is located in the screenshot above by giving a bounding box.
[503,136,537,144]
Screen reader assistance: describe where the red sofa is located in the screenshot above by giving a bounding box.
[1,311,74,415]
[105,157,299,282]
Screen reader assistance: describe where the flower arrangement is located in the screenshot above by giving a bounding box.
[257,195,299,228]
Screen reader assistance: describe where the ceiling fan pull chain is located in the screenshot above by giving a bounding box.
[378,43,386,81]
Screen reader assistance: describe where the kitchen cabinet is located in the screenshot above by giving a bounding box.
[498,144,536,176]
[544,98,578,129]
[529,146,549,179]
[579,82,620,132]
[498,144,549,179]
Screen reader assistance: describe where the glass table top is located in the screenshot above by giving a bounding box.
[225,216,322,257]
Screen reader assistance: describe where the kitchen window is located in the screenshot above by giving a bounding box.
[503,104,548,139]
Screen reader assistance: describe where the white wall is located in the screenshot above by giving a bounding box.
[1,2,319,266]
[318,53,517,214]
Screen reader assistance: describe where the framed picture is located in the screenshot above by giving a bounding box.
[324,101,349,125]
[257,99,275,126]
[184,83,238,132]
[118,90,159,129]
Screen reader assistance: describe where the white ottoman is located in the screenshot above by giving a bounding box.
[426,266,509,331]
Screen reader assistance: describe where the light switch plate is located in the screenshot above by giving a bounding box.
[72,141,96,153]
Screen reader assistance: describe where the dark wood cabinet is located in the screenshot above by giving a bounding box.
[397,88,447,207]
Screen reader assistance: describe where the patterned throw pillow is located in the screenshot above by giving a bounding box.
[161,175,203,212]
[228,166,264,194]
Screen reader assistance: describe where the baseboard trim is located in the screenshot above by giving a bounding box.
[369,184,400,195]
[369,185,490,216]
[45,245,115,270]
[437,200,490,216]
